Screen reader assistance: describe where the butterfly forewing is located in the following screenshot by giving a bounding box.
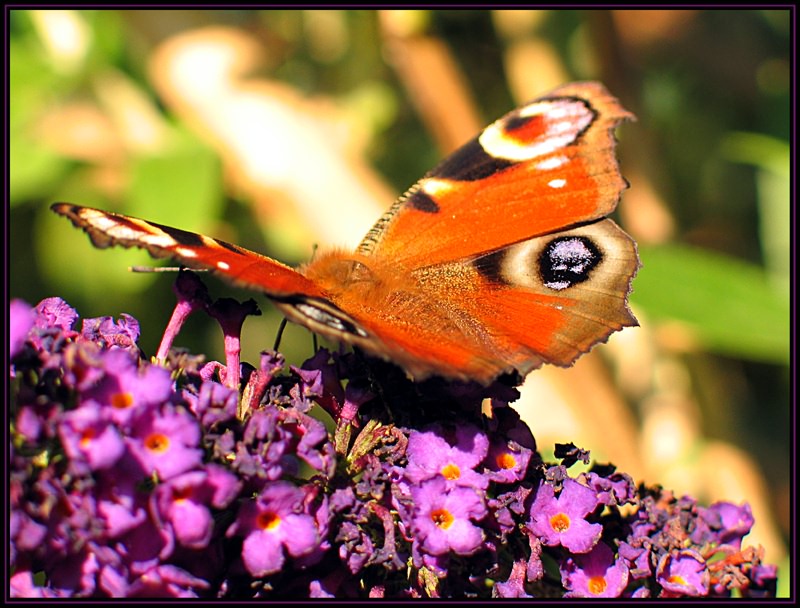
[51,203,327,299]
[357,82,634,268]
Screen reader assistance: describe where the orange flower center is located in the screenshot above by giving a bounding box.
[496,452,517,470]
[145,433,170,453]
[172,486,192,501]
[441,463,461,480]
[111,392,134,409]
[431,508,454,529]
[79,428,96,448]
[588,575,607,595]
[668,574,687,586]
[550,512,571,532]
[257,511,281,531]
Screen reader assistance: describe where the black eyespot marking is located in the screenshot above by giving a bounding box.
[407,189,440,213]
[429,138,514,181]
[539,236,602,291]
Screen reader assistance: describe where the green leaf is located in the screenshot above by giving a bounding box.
[722,131,790,288]
[631,244,789,365]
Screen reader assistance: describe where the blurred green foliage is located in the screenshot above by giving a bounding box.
[636,244,788,364]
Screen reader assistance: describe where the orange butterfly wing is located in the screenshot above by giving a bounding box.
[294,81,639,382]
[52,81,638,385]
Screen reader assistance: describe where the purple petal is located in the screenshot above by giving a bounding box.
[561,542,629,598]
[242,529,285,577]
[34,297,79,332]
[10,299,35,358]
[280,513,320,557]
[656,549,709,597]
[170,498,213,549]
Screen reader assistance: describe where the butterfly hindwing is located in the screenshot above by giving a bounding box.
[464,218,639,373]
[349,219,639,384]
[291,219,639,384]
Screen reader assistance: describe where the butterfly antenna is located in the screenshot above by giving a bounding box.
[273,318,289,351]
[129,266,209,273]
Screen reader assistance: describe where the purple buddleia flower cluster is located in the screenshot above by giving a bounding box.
[9,282,778,598]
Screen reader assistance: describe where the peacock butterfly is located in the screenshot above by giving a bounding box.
[52,81,639,385]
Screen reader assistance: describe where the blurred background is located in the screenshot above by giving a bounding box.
[9,9,790,593]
